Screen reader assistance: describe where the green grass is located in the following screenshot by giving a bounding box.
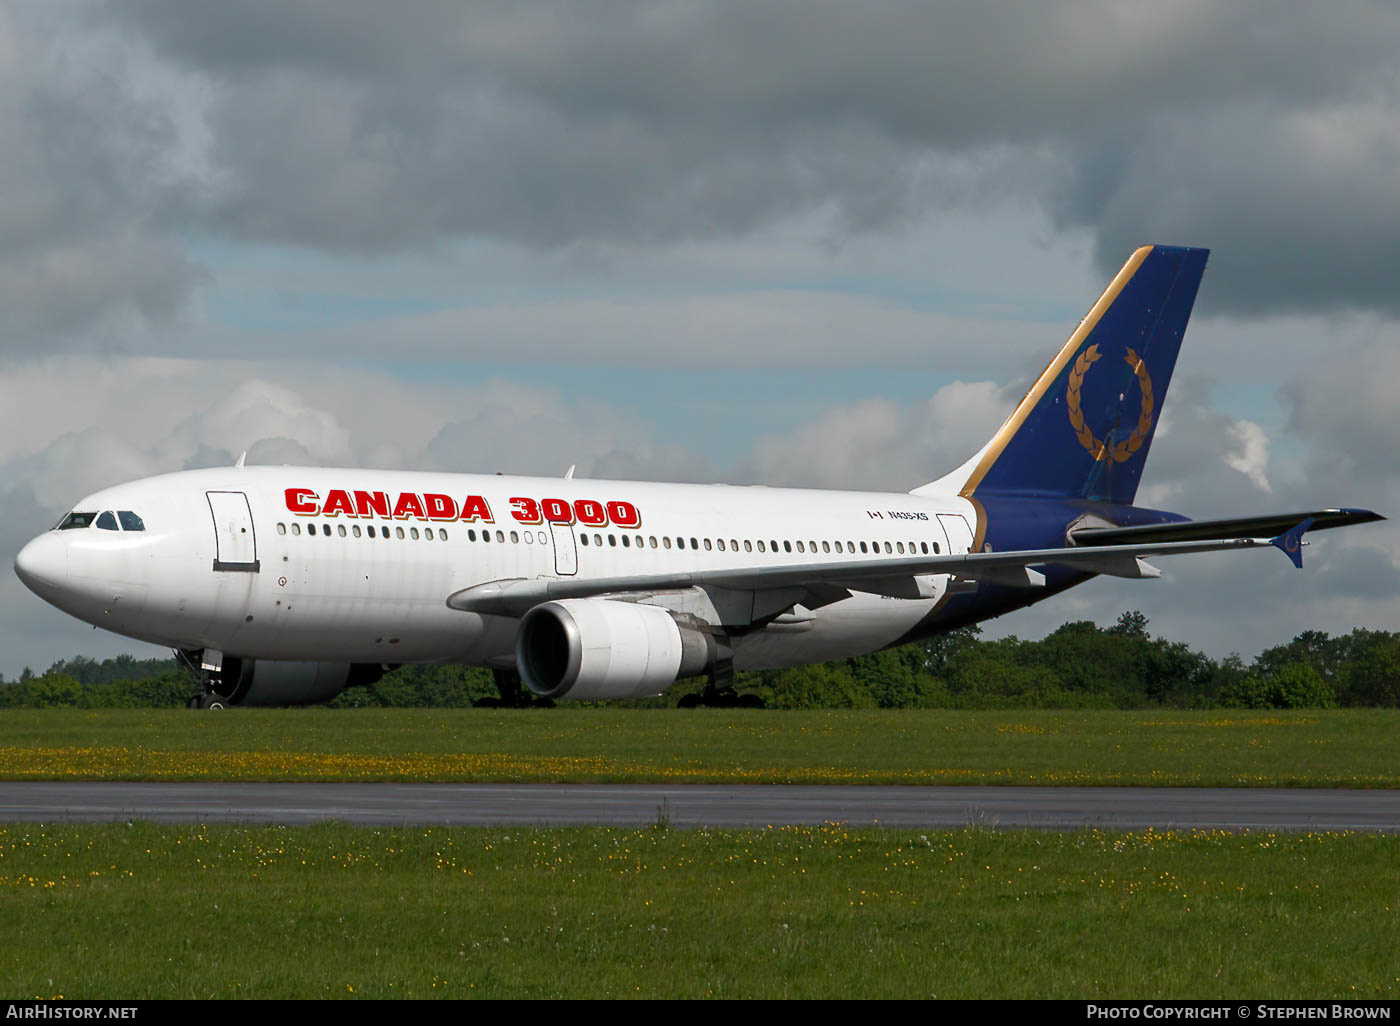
[0,708,1398,786]
[1,822,1396,999]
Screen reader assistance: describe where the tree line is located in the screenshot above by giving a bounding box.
[2,612,1398,710]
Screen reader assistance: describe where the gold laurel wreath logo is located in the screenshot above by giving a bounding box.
[1066,344,1154,463]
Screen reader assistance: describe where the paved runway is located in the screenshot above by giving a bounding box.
[0,782,1398,831]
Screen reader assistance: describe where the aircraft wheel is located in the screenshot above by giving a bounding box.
[736,693,765,709]
[676,693,702,709]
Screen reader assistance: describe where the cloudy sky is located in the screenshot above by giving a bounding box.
[2,1,1398,676]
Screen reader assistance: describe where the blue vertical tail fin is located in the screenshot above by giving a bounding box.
[919,244,1209,506]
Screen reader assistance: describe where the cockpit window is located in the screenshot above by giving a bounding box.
[95,511,119,531]
[118,511,145,532]
[58,512,97,530]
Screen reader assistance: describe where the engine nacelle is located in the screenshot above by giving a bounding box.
[516,599,714,700]
[208,657,387,706]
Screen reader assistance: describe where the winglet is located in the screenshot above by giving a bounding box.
[1270,517,1316,569]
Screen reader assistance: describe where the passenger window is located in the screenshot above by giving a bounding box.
[770,540,778,552]
[621,535,630,548]
[292,523,302,536]
[650,537,658,549]
[823,541,830,553]
[509,530,518,543]
[704,539,712,551]
[690,537,698,550]
[495,530,504,542]
[523,531,532,544]
[338,524,347,537]
[57,512,97,530]
[96,511,118,531]
[608,535,617,547]
[717,539,725,552]
[277,523,287,536]
[744,540,752,552]
[859,542,868,553]
[538,532,546,544]
[757,541,765,552]
[580,533,589,546]
[467,529,476,541]
[323,524,332,537]
[118,511,145,531]
[353,526,362,538]
[835,541,843,553]
[795,541,804,553]
[412,527,421,540]
[884,541,892,554]
[783,541,792,553]
[367,525,377,538]
[934,542,941,553]
[897,542,904,554]
[662,537,671,549]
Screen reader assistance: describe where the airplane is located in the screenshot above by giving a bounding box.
[12,244,1384,709]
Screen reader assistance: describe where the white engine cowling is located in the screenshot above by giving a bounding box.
[209,658,387,706]
[516,599,714,700]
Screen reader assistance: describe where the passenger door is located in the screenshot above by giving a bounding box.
[207,491,260,572]
[937,512,975,555]
[551,522,578,576]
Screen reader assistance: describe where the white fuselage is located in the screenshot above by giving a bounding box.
[15,466,981,670]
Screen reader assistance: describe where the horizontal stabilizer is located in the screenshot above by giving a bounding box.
[1069,508,1383,547]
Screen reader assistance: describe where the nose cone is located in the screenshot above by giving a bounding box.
[15,532,69,601]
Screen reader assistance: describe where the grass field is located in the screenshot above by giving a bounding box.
[0,708,1397,787]
[1,821,1395,999]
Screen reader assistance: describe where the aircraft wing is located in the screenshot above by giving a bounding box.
[446,512,1380,618]
[1069,508,1383,546]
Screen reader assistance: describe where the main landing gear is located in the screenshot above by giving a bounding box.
[676,657,765,709]
[474,668,556,709]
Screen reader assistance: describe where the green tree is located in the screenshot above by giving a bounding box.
[1220,661,1337,709]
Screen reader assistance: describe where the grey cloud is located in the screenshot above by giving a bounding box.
[735,380,1017,491]
[0,4,201,344]
[1132,375,1277,515]
[90,1,1400,315]
[1283,335,1400,484]
[1311,543,1400,600]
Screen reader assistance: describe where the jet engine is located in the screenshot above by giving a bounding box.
[516,599,715,700]
[203,657,388,706]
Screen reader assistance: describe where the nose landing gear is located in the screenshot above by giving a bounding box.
[176,648,235,710]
